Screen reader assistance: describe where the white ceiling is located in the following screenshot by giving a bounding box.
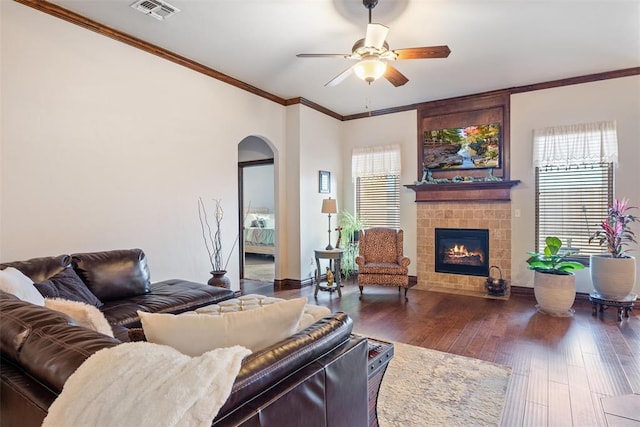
[50,0,640,116]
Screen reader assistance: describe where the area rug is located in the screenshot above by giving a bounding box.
[378,342,511,427]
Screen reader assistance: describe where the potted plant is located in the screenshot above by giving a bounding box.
[337,210,365,279]
[527,236,585,316]
[198,197,235,289]
[588,198,639,299]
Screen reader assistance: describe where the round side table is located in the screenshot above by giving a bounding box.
[314,249,343,298]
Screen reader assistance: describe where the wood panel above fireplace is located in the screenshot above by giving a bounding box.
[410,91,520,202]
[406,180,520,202]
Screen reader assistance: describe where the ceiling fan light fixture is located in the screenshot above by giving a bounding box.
[354,57,387,83]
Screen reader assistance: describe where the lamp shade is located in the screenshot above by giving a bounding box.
[321,198,337,214]
[354,57,387,83]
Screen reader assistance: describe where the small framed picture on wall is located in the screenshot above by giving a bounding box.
[319,170,331,193]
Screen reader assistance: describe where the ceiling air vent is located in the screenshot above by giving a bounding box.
[130,0,180,21]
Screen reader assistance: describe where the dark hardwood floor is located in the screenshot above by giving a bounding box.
[240,279,640,426]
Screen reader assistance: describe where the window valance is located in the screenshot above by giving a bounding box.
[352,144,401,179]
[532,120,618,168]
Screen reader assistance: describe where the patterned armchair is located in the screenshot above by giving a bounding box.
[355,228,411,299]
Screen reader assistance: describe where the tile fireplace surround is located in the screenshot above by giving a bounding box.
[416,201,511,296]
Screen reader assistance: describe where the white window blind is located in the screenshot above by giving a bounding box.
[356,175,401,228]
[533,120,617,256]
[352,145,401,229]
[536,163,613,256]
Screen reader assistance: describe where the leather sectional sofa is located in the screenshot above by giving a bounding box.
[0,249,235,340]
[0,250,369,426]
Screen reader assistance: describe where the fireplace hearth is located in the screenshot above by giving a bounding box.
[435,228,489,277]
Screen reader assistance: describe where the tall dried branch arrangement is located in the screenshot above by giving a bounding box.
[198,198,248,272]
[198,197,224,271]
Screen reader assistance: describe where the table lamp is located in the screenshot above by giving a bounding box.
[321,198,338,250]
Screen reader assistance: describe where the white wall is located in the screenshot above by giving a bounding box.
[510,75,640,293]
[0,2,286,290]
[340,110,418,276]
[298,106,342,280]
[243,165,275,212]
[0,1,3,261]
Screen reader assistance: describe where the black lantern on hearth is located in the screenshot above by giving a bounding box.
[485,265,507,296]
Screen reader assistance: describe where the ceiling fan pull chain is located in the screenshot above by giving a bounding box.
[364,86,374,114]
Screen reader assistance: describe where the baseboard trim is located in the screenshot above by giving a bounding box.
[275,274,414,290]
[274,277,314,289]
[509,285,591,301]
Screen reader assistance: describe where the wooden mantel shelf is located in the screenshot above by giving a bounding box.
[405,180,521,202]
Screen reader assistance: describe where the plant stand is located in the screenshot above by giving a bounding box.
[589,292,637,321]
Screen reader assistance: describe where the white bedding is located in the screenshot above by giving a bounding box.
[245,227,275,246]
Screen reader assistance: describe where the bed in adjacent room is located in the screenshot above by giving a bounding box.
[243,208,275,256]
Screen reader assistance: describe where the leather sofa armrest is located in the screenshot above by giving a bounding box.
[217,312,353,417]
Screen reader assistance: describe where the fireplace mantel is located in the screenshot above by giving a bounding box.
[405,180,520,202]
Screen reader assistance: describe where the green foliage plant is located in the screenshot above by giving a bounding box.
[338,210,366,279]
[526,236,585,275]
[588,198,639,258]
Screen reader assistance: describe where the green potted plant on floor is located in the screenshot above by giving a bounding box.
[527,236,585,316]
[588,198,639,299]
[337,210,365,279]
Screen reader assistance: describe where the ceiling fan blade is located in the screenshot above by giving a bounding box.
[325,66,355,87]
[364,23,389,49]
[393,45,451,60]
[384,65,409,87]
[296,53,351,58]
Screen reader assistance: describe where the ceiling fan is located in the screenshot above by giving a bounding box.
[297,0,451,87]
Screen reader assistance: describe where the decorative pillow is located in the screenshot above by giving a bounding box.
[262,214,275,229]
[45,298,114,337]
[0,267,45,306]
[244,213,258,228]
[128,327,147,342]
[34,268,103,308]
[250,219,266,228]
[138,297,307,356]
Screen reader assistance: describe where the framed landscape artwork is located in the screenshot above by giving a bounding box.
[423,123,501,171]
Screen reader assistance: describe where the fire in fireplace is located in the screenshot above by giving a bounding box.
[435,228,489,277]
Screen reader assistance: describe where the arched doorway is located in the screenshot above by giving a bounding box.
[238,136,275,281]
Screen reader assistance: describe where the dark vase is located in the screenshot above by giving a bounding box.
[208,270,231,289]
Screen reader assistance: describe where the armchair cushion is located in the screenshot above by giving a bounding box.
[358,262,408,276]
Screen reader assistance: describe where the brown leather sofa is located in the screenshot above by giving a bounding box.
[0,249,236,340]
[0,291,369,426]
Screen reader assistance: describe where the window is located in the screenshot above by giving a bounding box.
[356,175,400,228]
[352,145,401,229]
[533,120,618,258]
[536,163,613,257]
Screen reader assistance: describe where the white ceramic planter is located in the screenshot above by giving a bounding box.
[533,271,576,317]
[590,254,636,299]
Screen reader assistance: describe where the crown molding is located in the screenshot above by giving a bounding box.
[15,1,640,122]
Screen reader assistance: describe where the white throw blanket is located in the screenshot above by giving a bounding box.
[42,342,251,427]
